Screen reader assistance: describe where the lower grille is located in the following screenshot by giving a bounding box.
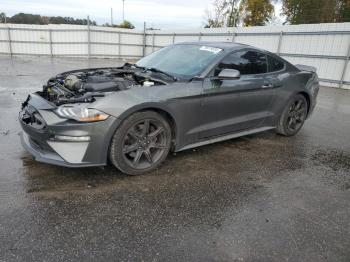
[29,137,54,153]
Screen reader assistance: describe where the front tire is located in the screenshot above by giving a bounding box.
[275,94,308,136]
[109,111,172,175]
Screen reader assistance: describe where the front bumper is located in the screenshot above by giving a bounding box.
[20,131,102,167]
[19,97,121,167]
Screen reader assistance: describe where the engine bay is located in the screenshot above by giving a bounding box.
[38,64,168,105]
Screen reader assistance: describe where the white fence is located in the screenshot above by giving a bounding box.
[1,23,350,89]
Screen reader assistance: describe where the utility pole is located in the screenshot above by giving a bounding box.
[122,0,125,22]
[87,15,91,59]
[111,7,113,25]
[142,22,146,57]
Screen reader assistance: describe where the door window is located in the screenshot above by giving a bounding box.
[215,50,268,76]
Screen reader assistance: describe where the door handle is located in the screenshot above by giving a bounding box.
[261,83,273,89]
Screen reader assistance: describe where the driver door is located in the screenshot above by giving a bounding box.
[198,50,277,139]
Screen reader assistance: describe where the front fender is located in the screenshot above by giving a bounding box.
[90,88,178,121]
[90,81,204,150]
[112,102,177,122]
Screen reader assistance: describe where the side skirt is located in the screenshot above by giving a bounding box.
[176,126,275,152]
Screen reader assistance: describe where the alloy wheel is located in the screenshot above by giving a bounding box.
[122,119,166,169]
[286,98,307,132]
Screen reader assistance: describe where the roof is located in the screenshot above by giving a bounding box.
[175,41,251,51]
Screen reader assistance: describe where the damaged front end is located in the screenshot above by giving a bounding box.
[37,63,170,105]
[19,92,120,167]
[19,63,175,167]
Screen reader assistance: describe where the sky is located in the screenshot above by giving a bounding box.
[1,0,283,29]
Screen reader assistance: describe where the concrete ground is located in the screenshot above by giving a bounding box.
[0,56,350,262]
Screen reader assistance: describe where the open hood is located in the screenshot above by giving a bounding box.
[37,64,172,105]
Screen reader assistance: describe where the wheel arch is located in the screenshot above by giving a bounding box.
[116,103,178,149]
[297,91,311,116]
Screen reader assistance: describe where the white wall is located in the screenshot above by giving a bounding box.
[0,23,350,89]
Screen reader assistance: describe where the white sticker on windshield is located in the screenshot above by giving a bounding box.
[199,46,222,54]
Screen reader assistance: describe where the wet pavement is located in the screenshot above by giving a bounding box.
[0,56,350,262]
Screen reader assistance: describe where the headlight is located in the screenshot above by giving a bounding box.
[55,107,109,122]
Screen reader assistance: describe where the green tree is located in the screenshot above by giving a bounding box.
[49,16,96,25]
[281,0,350,24]
[0,12,7,23]
[240,0,275,26]
[204,0,241,28]
[6,13,97,25]
[114,20,135,29]
[204,0,227,27]
[9,13,43,24]
[225,0,241,26]
[337,0,350,22]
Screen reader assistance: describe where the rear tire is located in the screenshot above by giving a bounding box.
[275,94,308,136]
[109,111,172,175]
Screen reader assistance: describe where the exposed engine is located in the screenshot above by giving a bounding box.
[39,65,167,105]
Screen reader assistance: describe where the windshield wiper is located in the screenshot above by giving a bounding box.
[147,67,178,81]
[125,63,146,70]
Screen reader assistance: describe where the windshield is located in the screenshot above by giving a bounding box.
[136,44,223,79]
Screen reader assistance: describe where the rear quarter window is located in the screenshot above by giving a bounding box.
[268,55,285,72]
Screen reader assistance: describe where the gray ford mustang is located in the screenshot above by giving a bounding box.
[19,42,319,175]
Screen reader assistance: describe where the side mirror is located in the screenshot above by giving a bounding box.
[217,69,240,79]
